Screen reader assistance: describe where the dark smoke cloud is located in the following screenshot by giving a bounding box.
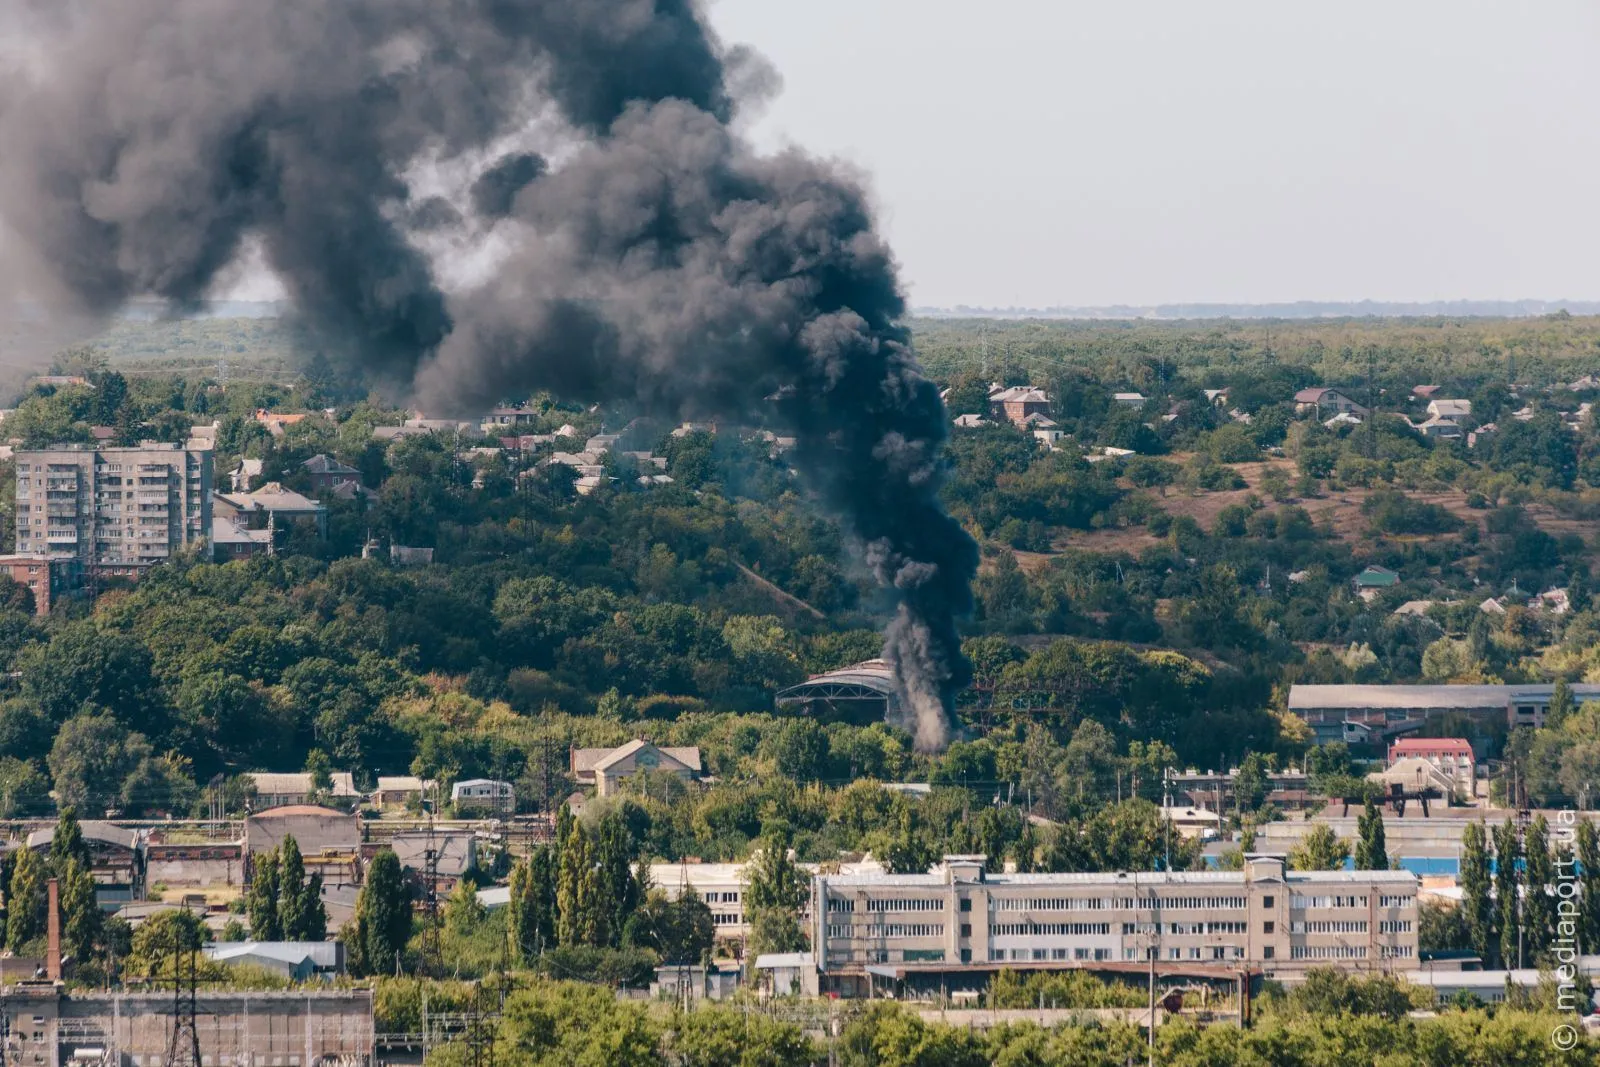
[470,153,548,219]
[0,0,978,750]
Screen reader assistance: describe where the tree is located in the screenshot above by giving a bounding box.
[1354,798,1388,871]
[60,857,102,964]
[1547,680,1576,730]
[509,849,557,965]
[1460,821,1497,967]
[1288,825,1350,872]
[1578,820,1600,955]
[6,845,48,951]
[49,808,91,875]
[878,806,935,875]
[129,909,206,979]
[275,835,326,940]
[248,848,282,941]
[304,749,334,794]
[1492,818,1520,969]
[47,712,151,815]
[1521,815,1555,962]
[345,848,411,977]
[744,823,809,962]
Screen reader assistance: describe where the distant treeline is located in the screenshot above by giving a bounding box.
[910,313,1600,388]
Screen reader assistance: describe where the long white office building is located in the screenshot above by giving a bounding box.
[811,854,1419,996]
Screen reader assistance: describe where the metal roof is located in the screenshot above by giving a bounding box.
[776,659,898,704]
[1289,683,1600,710]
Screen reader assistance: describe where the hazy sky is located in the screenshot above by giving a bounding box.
[711,0,1600,308]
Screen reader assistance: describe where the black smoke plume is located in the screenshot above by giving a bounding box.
[0,0,978,750]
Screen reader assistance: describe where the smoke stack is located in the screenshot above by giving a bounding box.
[46,877,60,981]
[0,0,978,749]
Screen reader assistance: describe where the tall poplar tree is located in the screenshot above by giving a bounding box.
[1492,818,1521,969]
[1577,820,1600,954]
[344,848,411,976]
[247,848,282,941]
[1355,797,1388,871]
[1459,820,1496,967]
[1521,815,1555,962]
[6,845,48,951]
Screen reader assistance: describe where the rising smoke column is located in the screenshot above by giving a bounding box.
[0,0,978,750]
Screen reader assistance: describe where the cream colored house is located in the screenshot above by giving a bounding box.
[571,740,702,797]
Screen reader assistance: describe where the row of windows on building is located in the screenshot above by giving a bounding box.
[833,893,1413,914]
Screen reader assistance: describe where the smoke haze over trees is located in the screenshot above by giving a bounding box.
[0,0,976,749]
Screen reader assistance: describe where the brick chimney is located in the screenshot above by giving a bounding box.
[46,877,61,980]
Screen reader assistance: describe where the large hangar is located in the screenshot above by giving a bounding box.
[776,659,902,725]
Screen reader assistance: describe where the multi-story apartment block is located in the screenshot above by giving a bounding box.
[811,855,1418,996]
[15,443,212,576]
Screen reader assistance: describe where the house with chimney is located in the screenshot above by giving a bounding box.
[987,386,1051,428]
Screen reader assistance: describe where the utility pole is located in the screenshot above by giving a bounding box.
[1146,885,1160,1067]
[422,783,442,978]
[1162,767,1173,872]
[162,914,202,1067]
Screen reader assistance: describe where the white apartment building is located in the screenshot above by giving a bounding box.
[15,443,212,575]
[811,855,1418,996]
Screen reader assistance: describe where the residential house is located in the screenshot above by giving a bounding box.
[1204,389,1229,406]
[1352,566,1399,599]
[1530,587,1571,615]
[1158,806,1223,840]
[212,483,328,542]
[483,405,539,427]
[1111,392,1147,408]
[1467,423,1498,449]
[25,822,144,906]
[1413,415,1463,440]
[301,454,362,494]
[1426,399,1471,421]
[1324,411,1363,429]
[244,772,361,810]
[254,410,308,437]
[952,414,988,429]
[371,776,436,808]
[230,458,264,493]
[1411,385,1441,400]
[451,779,515,814]
[0,554,81,615]
[571,740,703,797]
[1386,738,1475,797]
[211,520,275,561]
[988,386,1052,427]
[1294,387,1366,419]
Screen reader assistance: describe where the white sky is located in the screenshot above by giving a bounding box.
[710,0,1600,308]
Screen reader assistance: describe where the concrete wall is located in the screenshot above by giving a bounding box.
[4,987,375,1066]
[146,855,243,888]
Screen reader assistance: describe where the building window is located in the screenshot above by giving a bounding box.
[1263,947,1275,960]
[959,898,971,912]
[959,924,971,939]
[1262,895,1274,908]
[1263,921,1275,934]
